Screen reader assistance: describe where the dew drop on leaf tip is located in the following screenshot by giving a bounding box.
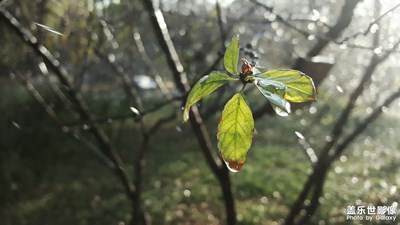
[224,160,244,173]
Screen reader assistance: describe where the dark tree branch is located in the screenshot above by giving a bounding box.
[302,0,362,58]
[0,5,137,215]
[147,112,177,135]
[63,95,184,127]
[249,0,310,37]
[140,1,236,224]
[15,73,115,169]
[285,19,400,224]
[95,45,149,224]
[334,88,400,159]
[216,0,226,49]
[251,0,361,119]
[133,30,174,100]
[339,2,400,44]
[297,88,400,225]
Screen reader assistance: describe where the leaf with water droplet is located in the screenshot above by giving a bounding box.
[183,71,236,122]
[217,93,254,172]
[224,35,240,75]
[255,69,317,103]
[255,78,291,116]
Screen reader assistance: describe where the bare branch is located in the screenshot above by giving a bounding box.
[216,1,226,49]
[140,1,236,224]
[0,6,136,206]
[147,112,177,135]
[133,31,174,100]
[249,0,309,37]
[15,73,115,169]
[339,2,400,44]
[334,88,400,159]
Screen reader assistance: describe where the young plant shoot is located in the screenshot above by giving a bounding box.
[183,35,316,172]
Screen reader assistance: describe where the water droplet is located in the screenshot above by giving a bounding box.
[336,85,343,93]
[273,103,291,117]
[312,9,320,18]
[183,189,191,197]
[178,28,186,36]
[307,35,316,40]
[390,186,397,195]
[224,160,244,172]
[260,196,268,204]
[370,23,379,33]
[295,131,305,139]
[308,23,316,31]
[62,126,70,133]
[334,166,343,174]
[11,121,21,129]
[339,43,348,49]
[373,47,382,55]
[108,53,115,62]
[272,191,281,199]
[175,126,182,133]
[309,106,317,114]
[130,107,140,116]
[325,135,332,142]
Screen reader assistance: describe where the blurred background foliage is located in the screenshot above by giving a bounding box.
[0,0,399,224]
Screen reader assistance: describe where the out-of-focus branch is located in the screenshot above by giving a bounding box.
[251,0,361,119]
[15,73,115,169]
[302,0,362,58]
[147,112,177,135]
[95,44,149,224]
[63,95,184,127]
[339,2,400,44]
[285,18,400,224]
[133,31,174,100]
[0,5,137,211]
[140,1,188,92]
[334,88,400,159]
[320,39,400,161]
[216,1,226,49]
[249,0,309,37]
[249,0,398,55]
[140,1,236,224]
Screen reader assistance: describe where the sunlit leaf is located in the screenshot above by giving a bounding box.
[183,71,236,122]
[255,69,317,102]
[217,93,254,172]
[224,35,240,75]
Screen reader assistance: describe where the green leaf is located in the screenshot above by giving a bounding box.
[217,93,254,172]
[255,79,291,116]
[224,35,240,75]
[255,69,317,102]
[183,71,237,122]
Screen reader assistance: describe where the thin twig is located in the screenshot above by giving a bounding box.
[15,73,115,169]
[339,2,400,44]
[216,1,226,49]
